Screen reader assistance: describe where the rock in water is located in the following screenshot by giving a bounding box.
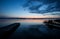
[0,23,20,39]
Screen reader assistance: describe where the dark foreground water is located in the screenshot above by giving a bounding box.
[0,19,60,39]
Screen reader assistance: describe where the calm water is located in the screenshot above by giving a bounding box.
[0,19,56,26]
[0,19,60,39]
[0,19,45,26]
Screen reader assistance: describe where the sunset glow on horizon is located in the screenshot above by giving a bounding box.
[1,0,60,18]
[19,15,60,18]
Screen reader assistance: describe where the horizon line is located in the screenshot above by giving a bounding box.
[0,17,59,19]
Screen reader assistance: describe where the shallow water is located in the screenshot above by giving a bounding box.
[0,19,60,39]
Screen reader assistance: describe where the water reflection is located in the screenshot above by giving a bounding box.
[0,19,45,23]
[0,19,60,39]
[0,19,45,26]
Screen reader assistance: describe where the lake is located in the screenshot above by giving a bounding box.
[0,19,60,39]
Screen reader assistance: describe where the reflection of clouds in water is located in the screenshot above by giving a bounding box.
[4,19,60,39]
[1,19,45,23]
[19,24,49,34]
[16,23,60,39]
[38,25,49,33]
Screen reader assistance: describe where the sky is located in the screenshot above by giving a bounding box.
[0,0,60,18]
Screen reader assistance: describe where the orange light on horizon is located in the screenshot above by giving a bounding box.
[15,19,45,23]
[19,16,60,18]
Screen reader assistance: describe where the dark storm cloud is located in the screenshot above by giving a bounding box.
[23,0,60,14]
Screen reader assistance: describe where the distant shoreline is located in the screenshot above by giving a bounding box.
[0,18,60,19]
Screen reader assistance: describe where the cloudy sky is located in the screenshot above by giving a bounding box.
[0,0,60,18]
